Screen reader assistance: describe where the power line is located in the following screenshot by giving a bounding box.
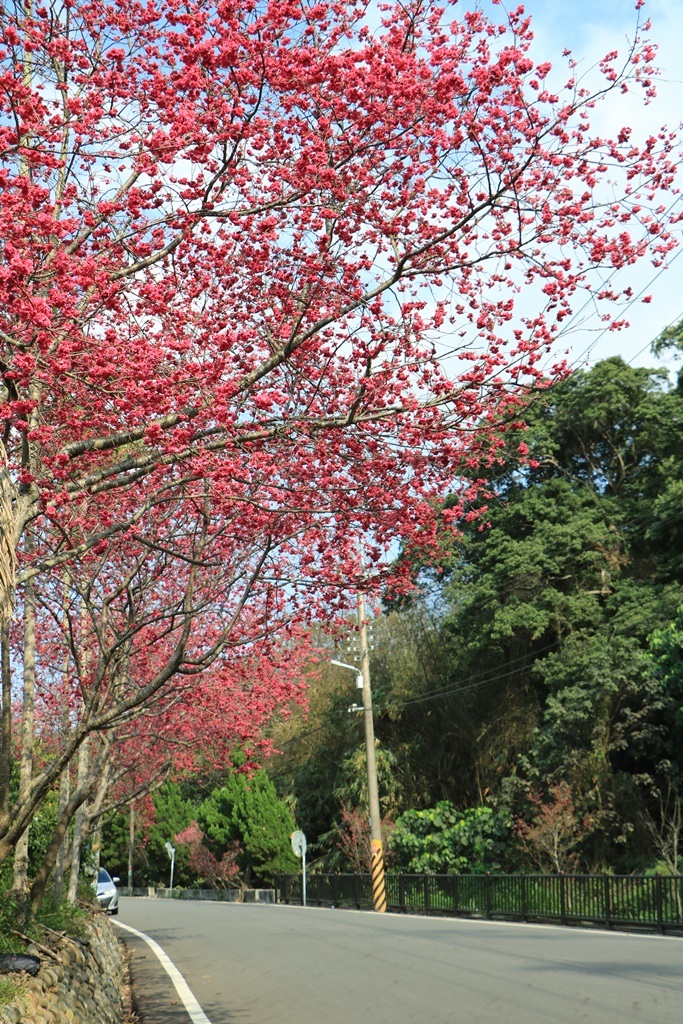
[624,303,683,368]
[272,632,563,757]
[564,245,683,373]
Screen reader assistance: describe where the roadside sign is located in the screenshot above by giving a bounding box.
[291,830,307,857]
[290,830,307,907]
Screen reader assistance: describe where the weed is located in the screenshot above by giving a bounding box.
[0,976,21,1006]
[0,892,26,953]
[0,889,89,953]
[35,895,88,938]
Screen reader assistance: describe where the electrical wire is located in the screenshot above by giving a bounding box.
[272,631,563,757]
[563,246,683,373]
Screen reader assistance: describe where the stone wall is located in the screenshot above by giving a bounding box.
[0,915,124,1024]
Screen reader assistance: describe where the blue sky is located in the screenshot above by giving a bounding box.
[514,0,683,374]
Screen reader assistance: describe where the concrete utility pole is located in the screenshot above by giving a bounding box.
[357,590,387,913]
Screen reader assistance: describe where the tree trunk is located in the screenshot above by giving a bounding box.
[67,738,90,903]
[53,765,71,901]
[53,606,75,901]
[87,761,112,877]
[31,734,113,913]
[12,829,30,895]
[72,750,112,893]
[0,621,12,831]
[12,558,37,892]
[30,786,92,913]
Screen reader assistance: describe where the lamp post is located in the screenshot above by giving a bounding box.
[356,591,387,912]
[164,841,176,895]
[330,606,387,913]
[330,659,363,690]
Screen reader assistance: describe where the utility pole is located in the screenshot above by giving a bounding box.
[357,590,387,913]
[128,802,135,894]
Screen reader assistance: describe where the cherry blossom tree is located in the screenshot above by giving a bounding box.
[16,561,313,906]
[515,782,594,873]
[0,0,679,886]
[174,821,242,890]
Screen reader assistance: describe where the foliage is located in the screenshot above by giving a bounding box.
[641,785,683,876]
[387,358,683,868]
[0,0,677,909]
[648,607,683,724]
[33,894,89,938]
[335,744,403,820]
[390,803,513,874]
[198,770,299,886]
[0,889,87,954]
[100,770,297,888]
[268,609,451,861]
[515,782,593,873]
[143,784,196,887]
[273,358,683,873]
[316,804,396,874]
[174,822,241,889]
[0,977,20,1006]
[267,656,360,848]
[0,891,25,953]
[100,781,197,887]
[332,806,373,875]
[652,318,683,361]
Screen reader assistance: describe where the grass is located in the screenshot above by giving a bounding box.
[0,888,89,954]
[0,976,21,1006]
[0,885,94,1014]
[35,894,89,938]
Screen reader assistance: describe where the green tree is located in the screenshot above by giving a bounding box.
[649,607,683,716]
[145,783,196,886]
[198,770,298,886]
[100,782,196,886]
[385,358,683,868]
[269,358,683,871]
[390,803,513,874]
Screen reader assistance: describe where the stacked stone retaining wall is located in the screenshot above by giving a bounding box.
[0,914,124,1024]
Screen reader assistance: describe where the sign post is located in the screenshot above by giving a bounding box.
[290,830,307,907]
[164,841,176,895]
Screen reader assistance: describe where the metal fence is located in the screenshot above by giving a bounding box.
[274,872,683,934]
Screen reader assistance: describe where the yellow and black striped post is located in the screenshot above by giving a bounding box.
[371,839,387,913]
[357,581,388,913]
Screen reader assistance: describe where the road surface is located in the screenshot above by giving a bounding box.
[116,897,683,1024]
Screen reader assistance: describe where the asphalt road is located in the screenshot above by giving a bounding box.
[116,897,683,1024]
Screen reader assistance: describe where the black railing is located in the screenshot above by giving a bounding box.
[274,872,683,935]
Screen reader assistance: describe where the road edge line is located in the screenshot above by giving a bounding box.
[113,919,212,1024]
[270,901,683,940]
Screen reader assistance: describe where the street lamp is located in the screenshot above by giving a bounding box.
[164,841,176,894]
[330,621,387,913]
[330,659,364,690]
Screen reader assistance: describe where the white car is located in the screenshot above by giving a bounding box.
[95,868,120,915]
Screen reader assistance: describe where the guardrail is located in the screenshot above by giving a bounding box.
[154,887,275,902]
[274,872,683,935]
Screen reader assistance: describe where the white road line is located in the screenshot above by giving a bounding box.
[114,919,213,1024]
[270,901,683,940]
